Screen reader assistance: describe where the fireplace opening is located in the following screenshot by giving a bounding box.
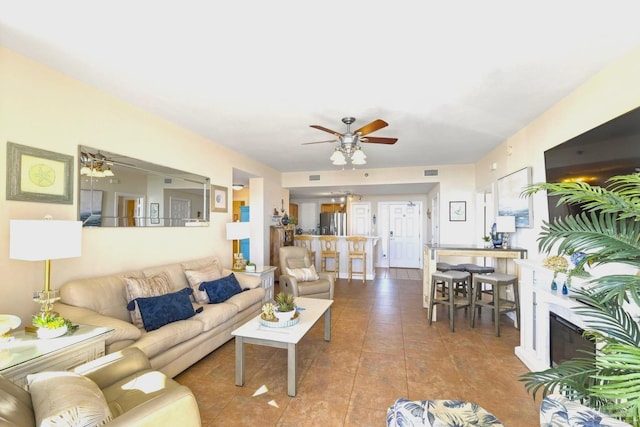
[549,312,596,367]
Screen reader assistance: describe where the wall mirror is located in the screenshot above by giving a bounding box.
[78,145,210,227]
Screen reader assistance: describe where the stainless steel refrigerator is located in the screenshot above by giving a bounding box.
[319,212,347,236]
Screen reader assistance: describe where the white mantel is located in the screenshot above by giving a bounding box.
[514,259,639,372]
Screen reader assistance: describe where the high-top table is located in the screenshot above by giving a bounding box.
[423,244,527,320]
[231,297,333,396]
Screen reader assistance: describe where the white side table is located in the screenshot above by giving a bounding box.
[242,266,277,302]
[0,324,113,389]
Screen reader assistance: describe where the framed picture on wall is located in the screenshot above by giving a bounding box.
[498,166,533,228]
[211,185,228,213]
[449,201,466,222]
[6,142,74,204]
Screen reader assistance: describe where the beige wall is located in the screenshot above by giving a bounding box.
[475,45,640,256]
[0,47,282,324]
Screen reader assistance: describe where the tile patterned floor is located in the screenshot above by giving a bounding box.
[175,269,539,426]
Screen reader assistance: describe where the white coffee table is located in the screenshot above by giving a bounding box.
[231,296,333,396]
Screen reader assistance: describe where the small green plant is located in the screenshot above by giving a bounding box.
[274,292,295,312]
[482,235,491,242]
[32,313,77,331]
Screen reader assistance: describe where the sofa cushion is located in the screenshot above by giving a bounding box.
[193,302,239,331]
[184,261,222,303]
[124,272,173,328]
[286,265,320,282]
[540,394,632,427]
[199,273,243,303]
[130,288,203,332]
[226,287,266,312]
[27,371,113,427]
[133,319,204,359]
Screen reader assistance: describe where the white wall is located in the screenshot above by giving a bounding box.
[0,47,283,325]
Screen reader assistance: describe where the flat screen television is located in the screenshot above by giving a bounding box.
[544,106,640,221]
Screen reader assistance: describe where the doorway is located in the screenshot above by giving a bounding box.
[379,201,423,268]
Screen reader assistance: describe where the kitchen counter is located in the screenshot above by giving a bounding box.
[295,235,380,280]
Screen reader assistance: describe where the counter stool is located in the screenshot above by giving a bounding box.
[346,236,367,283]
[319,236,340,278]
[294,235,316,267]
[436,262,466,272]
[459,263,495,309]
[471,273,520,336]
[428,271,471,332]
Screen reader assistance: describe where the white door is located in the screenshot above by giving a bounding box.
[388,202,422,268]
[349,202,370,235]
[170,197,191,226]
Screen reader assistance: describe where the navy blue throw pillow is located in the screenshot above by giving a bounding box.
[199,273,242,303]
[133,288,201,332]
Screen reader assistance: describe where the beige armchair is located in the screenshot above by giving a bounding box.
[0,347,201,427]
[279,246,334,300]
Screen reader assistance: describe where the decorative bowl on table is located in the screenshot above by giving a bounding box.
[260,311,299,328]
[36,325,68,339]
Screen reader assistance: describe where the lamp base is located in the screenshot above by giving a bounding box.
[233,253,247,271]
[33,289,60,318]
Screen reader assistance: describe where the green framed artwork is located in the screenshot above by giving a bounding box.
[6,142,74,204]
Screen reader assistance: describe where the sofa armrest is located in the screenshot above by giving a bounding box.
[104,384,200,427]
[317,272,335,299]
[229,270,262,289]
[73,348,152,390]
[54,302,141,345]
[278,275,300,297]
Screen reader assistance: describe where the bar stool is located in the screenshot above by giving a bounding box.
[428,271,471,332]
[345,236,367,283]
[436,262,466,272]
[459,263,495,307]
[471,273,520,336]
[318,236,340,278]
[294,235,316,267]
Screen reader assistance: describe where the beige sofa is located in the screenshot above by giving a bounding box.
[0,347,201,426]
[54,257,265,378]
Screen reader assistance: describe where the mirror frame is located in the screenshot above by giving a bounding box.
[78,145,210,227]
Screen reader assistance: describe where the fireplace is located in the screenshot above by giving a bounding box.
[549,312,595,367]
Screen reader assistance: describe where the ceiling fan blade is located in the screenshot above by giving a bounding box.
[310,125,343,137]
[354,119,388,136]
[302,139,337,145]
[361,136,398,145]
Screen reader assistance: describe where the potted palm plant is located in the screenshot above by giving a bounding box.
[273,292,296,321]
[520,173,640,425]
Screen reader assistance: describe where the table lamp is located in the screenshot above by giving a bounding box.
[226,222,250,271]
[9,217,82,319]
[496,215,516,249]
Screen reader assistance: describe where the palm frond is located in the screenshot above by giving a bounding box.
[591,343,640,424]
[536,212,640,268]
[582,274,640,307]
[519,358,599,403]
[572,290,640,347]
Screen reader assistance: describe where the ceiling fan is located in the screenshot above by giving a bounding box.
[303,117,397,166]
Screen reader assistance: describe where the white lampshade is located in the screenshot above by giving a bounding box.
[351,148,367,165]
[225,222,251,241]
[496,216,516,233]
[330,149,347,165]
[10,219,82,261]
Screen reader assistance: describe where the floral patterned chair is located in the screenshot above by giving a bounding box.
[540,394,632,426]
[386,398,503,427]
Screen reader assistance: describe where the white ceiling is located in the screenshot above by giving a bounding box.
[2,1,640,199]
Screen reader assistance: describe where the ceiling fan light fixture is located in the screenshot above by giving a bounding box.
[330,149,347,165]
[351,147,367,165]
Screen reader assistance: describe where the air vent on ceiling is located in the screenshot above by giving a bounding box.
[164,178,172,184]
[423,169,438,176]
[309,175,321,181]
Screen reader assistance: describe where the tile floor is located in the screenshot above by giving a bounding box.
[175,270,540,426]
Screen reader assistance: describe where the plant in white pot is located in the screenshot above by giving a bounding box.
[32,313,76,339]
[273,292,296,322]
